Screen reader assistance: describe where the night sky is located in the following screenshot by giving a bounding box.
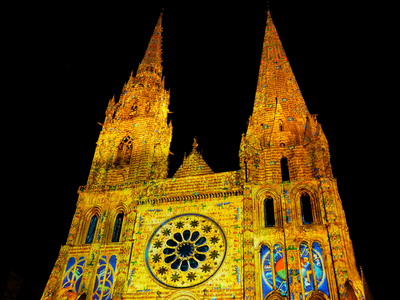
[3,1,387,299]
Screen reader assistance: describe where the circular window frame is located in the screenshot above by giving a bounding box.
[145,213,227,289]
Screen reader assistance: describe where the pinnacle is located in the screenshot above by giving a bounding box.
[137,12,163,76]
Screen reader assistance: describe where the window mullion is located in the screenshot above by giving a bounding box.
[99,257,109,300]
[298,245,306,298]
[310,245,318,292]
[271,246,276,289]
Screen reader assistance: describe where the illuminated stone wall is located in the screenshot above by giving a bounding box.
[41,11,366,300]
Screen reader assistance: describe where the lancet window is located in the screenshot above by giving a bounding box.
[112,213,124,242]
[299,242,330,298]
[280,157,290,182]
[93,254,117,300]
[85,215,98,244]
[260,244,288,299]
[300,193,313,224]
[114,136,133,166]
[62,256,86,293]
[264,197,275,227]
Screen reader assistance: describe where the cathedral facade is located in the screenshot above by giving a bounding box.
[41,12,366,300]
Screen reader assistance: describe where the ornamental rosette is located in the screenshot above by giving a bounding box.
[146,214,226,288]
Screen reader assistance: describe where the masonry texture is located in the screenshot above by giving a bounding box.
[41,12,368,300]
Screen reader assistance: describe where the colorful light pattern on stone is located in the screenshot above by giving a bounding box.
[40,10,368,300]
[145,214,226,288]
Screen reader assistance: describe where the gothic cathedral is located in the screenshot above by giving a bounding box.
[41,11,367,300]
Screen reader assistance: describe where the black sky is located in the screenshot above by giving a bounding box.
[3,1,388,299]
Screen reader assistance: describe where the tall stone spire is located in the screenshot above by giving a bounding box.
[240,10,331,184]
[137,13,164,77]
[87,12,172,186]
[246,11,313,146]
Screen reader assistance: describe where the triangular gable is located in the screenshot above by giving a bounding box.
[173,139,214,178]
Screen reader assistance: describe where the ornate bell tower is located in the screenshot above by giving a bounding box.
[239,11,365,300]
[88,13,172,187]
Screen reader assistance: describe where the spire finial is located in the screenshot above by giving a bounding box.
[192,137,198,150]
[137,12,164,76]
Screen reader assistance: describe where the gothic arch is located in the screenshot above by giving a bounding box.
[165,291,201,300]
[264,290,286,300]
[78,206,101,244]
[106,203,128,242]
[291,185,322,225]
[305,290,329,300]
[114,135,134,167]
[254,188,283,228]
[344,280,360,300]
[53,288,86,300]
[257,241,274,251]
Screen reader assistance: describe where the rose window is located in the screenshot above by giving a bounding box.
[146,214,226,288]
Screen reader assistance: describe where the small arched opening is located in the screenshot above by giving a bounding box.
[280,157,290,182]
[300,193,313,224]
[344,281,358,300]
[85,215,98,244]
[264,197,275,227]
[112,213,124,242]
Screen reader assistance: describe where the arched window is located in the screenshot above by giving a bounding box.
[344,281,358,300]
[264,197,275,227]
[298,242,330,299]
[115,136,133,166]
[93,255,117,300]
[62,256,86,293]
[280,157,290,182]
[300,193,313,224]
[85,215,98,244]
[260,244,288,299]
[112,213,124,242]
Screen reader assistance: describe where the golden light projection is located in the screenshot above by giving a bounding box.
[41,10,369,300]
[146,214,226,288]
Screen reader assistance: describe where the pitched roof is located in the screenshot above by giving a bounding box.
[173,138,214,178]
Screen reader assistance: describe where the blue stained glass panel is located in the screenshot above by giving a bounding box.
[93,255,108,300]
[73,256,85,292]
[102,255,117,300]
[300,243,315,297]
[273,244,287,296]
[62,257,75,288]
[112,213,124,242]
[312,242,330,297]
[260,245,273,299]
[86,215,98,244]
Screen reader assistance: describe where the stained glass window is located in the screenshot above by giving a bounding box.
[260,245,273,299]
[273,244,287,297]
[112,213,124,242]
[115,136,133,166]
[298,242,330,298]
[145,214,226,289]
[62,257,75,289]
[312,242,330,297]
[62,256,85,293]
[300,243,315,298]
[93,255,117,300]
[264,198,275,227]
[86,215,98,244]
